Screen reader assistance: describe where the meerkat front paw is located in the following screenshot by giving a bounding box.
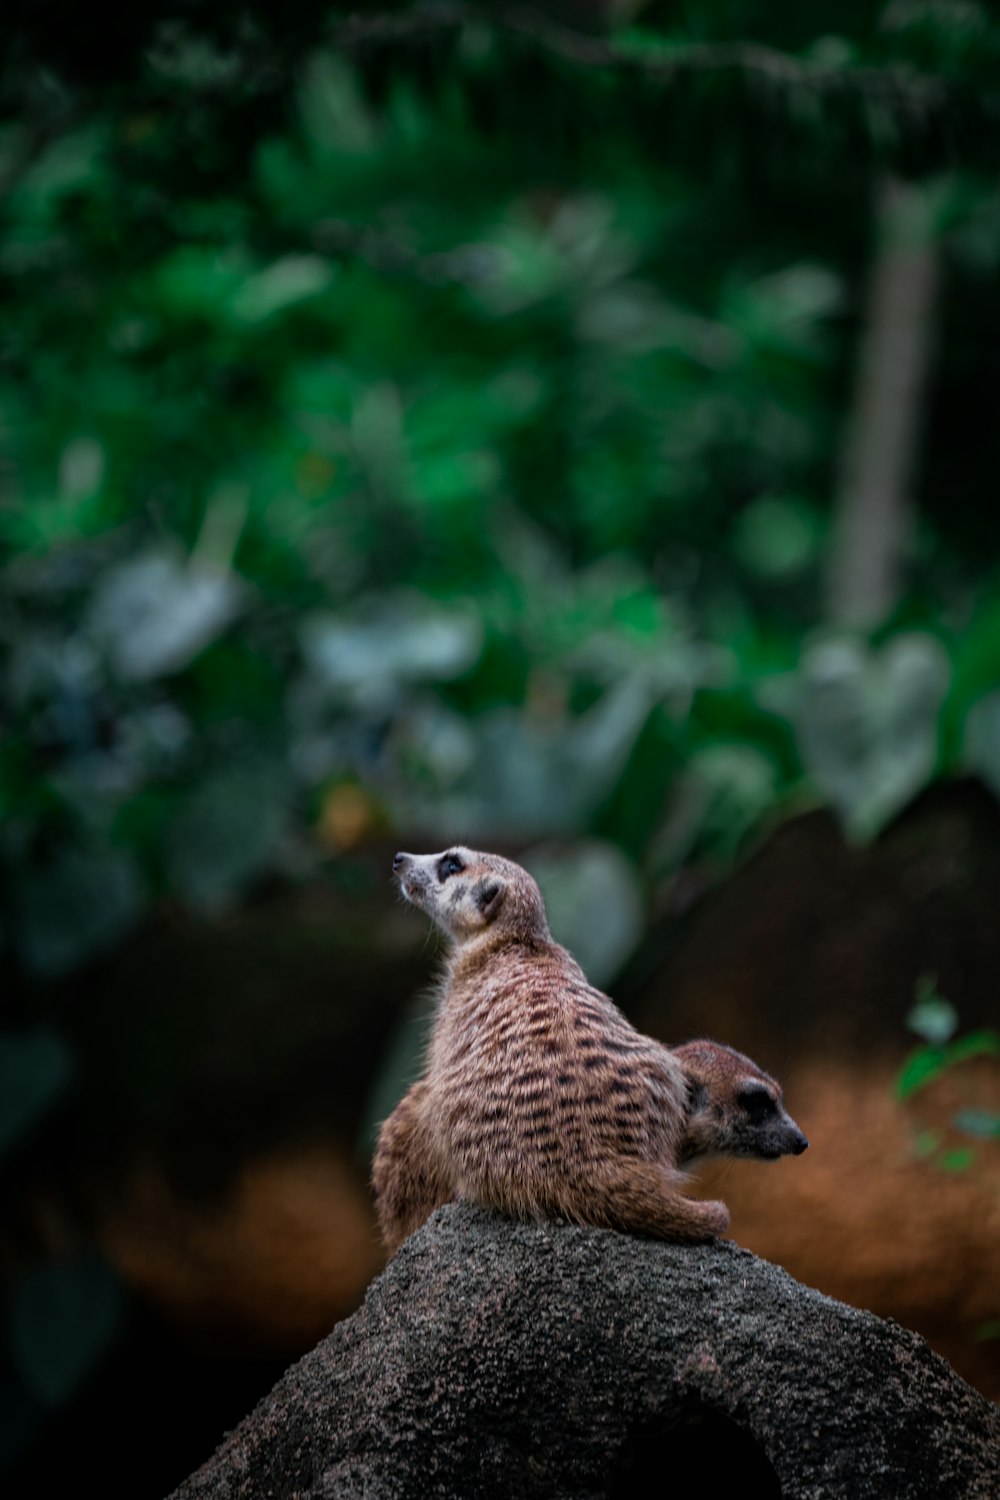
[701,1199,730,1237]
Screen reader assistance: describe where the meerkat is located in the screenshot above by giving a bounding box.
[671,1039,808,1165]
[374,1040,808,1254]
[372,848,807,1255]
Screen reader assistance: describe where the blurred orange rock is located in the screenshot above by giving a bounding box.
[99,1148,382,1354]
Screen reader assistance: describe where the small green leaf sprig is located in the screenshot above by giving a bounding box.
[897,976,1000,1171]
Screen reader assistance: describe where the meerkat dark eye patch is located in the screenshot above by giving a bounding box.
[737,1084,777,1119]
[437,853,464,882]
[475,879,505,919]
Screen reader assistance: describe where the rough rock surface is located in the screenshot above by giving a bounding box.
[171,1204,1000,1500]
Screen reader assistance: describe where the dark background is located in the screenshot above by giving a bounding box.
[2,3,999,1494]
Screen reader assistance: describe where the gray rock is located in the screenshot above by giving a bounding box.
[171,1203,1000,1500]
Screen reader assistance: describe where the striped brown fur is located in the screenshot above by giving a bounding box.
[373,848,806,1255]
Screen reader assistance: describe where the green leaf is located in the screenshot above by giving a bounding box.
[964,689,1000,798]
[906,982,958,1044]
[912,1129,941,1158]
[7,128,105,222]
[229,255,333,326]
[412,450,499,508]
[301,598,483,710]
[687,742,779,859]
[937,1147,976,1172]
[731,495,825,580]
[0,1030,74,1154]
[897,1029,1000,1098]
[298,54,377,156]
[8,1257,122,1407]
[88,551,243,681]
[896,1045,949,1098]
[953,1108,1000,1140]
[59,437,105,500]
[151,244,249,321]
[524,842,644,988]
[948,1030,1000,1063]
[794,634,950,839]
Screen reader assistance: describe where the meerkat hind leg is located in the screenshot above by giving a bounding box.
[372,1081,454,1255]
[578,1160,729,1244]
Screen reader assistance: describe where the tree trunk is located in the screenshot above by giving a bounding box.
[827,179,939,629]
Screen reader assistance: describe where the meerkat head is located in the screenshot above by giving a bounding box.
[392,847,551,946]
[671,1040,808,1165]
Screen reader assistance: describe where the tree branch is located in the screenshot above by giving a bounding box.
[326,4,950,112]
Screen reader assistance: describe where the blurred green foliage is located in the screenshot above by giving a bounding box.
[899,977,1000,1171]
[3,0,1000,1437]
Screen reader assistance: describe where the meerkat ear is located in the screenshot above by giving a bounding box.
[686,1078,708,1115]
[476,878,506,921]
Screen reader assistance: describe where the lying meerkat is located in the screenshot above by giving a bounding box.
[373,847,807,1255]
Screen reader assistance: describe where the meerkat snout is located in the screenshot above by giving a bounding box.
[393,852,419,895]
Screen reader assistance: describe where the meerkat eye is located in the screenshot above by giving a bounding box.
[437,853,464,882]
[737,1084,776,1119]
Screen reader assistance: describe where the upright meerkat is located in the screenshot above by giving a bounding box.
[373,847,807,1255]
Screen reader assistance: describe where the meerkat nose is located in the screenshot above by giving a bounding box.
[791,1129,809,1154]
[392,852,409,872]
